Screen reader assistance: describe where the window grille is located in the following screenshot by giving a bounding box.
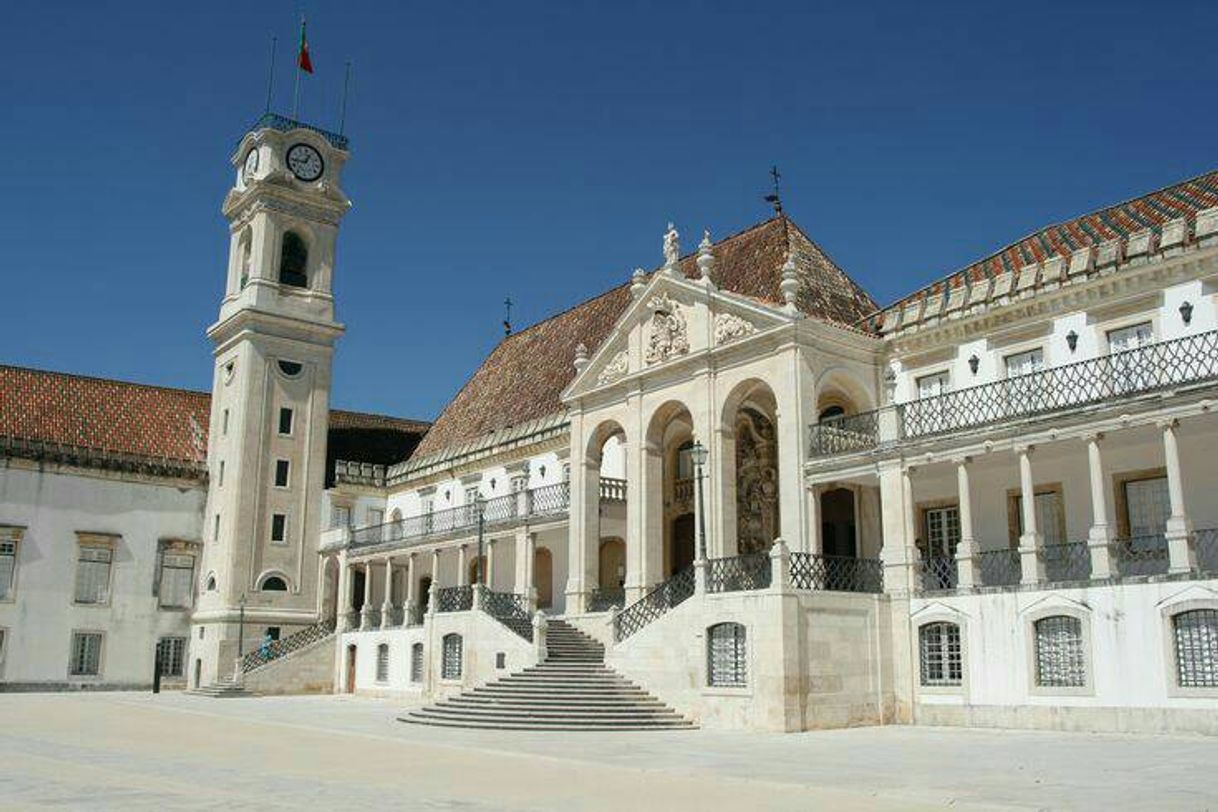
[376,643,390,683]
[1174,609,1218,688]
[441,633,462,679]
[0,540,15,600]
[75,547,112,604]
[707,623,747,687]
[70,632,102,676]
[919,622,962,686]
[159,554,195,609]
[158,637,186,677]
[410,642,424,682]
[1034,615,1086,687]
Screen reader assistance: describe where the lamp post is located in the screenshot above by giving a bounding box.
[475,494,486,586]
[691,440,709,561]
[235,592,247,677]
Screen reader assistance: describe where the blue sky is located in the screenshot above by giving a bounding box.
[3,1,1216,421]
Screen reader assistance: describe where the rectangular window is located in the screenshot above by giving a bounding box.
[331,506,351,529]
[376,643,390,683]
[159,553,195,609]
[919,623,962,686]
[157,636,186,677]
[1125,476,1170,537]
[212,514,220,542]
[74,547,112,604]
[917,371,950,399]
[278,407,294,435]
[1034,615,1086,688]
[367,508,384,527]
[219,460,225,487]
[271,514,287,543]
[69,632,103,676]
[707,623,748,687]
[1004,348,1045,377]
[222,409,229,435]
[912,371,952,435]
[274,459,290,488]
[1108,321,1154,352]
[0,540,16,600]
[1014,491,1066,546]
[1108,322,1155,394]
[924,506,960,559]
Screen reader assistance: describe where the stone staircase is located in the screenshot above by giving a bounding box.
[402,619,694,731]
[189,673,252,698]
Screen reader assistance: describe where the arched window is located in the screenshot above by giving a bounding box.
[259,575,288,592]
[919,622,962,686]
[1034,615,1085,687]
[441,633,463,679]
[375,643,390,683]
[205,574,217,591]
[410,642,424,683]
[1173,609,1218,688]
[707,622,747,687]
[278,232,308,288]
[238,228,252,290]
[818,405,846,421]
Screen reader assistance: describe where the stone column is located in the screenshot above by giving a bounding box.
[457,544,469,587]
[380,557,393,629]
[1017,446,1045,584]
[428,548,441,616]
[806,484,821,555]
[485,538,496,590]
[628,440,664,604]
[515,528,537,611]
[1085,433,1115,579]
[405,552,418,626]
[954,457,980,588]
[1162,420,1196,573]
[337,551,353,631]
[359,563,374,630]
[878,461,916,594]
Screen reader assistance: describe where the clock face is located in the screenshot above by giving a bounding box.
[242,148,259,182]
[286,143,324,182]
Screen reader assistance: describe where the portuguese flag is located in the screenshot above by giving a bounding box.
[297,19,314,74]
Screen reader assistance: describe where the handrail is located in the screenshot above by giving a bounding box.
[241,619,335,673]
[809,410,882,457]
[476,585,533,641]
[614,567,695,642]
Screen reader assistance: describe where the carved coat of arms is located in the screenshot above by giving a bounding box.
[644,294,689,365]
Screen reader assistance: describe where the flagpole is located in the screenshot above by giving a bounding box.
[264,35,277,114]
[339,61,352,135]
[291,16,304,120]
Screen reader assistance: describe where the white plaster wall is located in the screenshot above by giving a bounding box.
[337,626,427,698]
[422,611,537,699]
[0,464,205,688]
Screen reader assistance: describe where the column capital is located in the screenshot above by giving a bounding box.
[1014,442,1035,455]
[1082,430,1105,444]
[1156,417,1181,431]
[950,455,972,467]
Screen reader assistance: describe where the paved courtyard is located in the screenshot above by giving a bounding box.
[0,693,1215,810]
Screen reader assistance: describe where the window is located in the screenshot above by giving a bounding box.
[331,506,351,529]
[1013,490,1066,546]
[1174,610,1218,688]
[410,642,424,683]
[1125,476,1170,538]
[74,546,112,604]
[441,633,463,679]
[367,508,384,528]
[924,507,960,559]
[222,409,229,435]
[1108,322,1154,393]
[260,575,288,592]
[159,553,195,609]
[277,360,303,378]
[707,622,747,687]
[0,539,16,600]
[212,514,220,542]
[0,628,5,665]
[158,636,186,677]
[917,371,950,399]
[69,632,102,676]
[1034,615,1086,688]
[278,407,294,435]
[218,460,225,487]
[914,371,951,434]
[205,574,217,591]
[1004,348,1045,414]
[274,459,290,488]
[676,440,696,480]
[278,232,308,288]
[271,513,287,543]
[919,622,962,686]
[376,643,390,682]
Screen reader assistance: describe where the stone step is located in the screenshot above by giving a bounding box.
[401,714,696,732]
[419,708,687,723]
[442,700,672,714]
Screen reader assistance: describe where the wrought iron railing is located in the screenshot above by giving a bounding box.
[241,620,335,673]
[1112,534,1169,578]
[251,112,350,150]
[350,481,579,550]
[362,608,382,629]
[1040,542,1092,582]
[587,587,625,612]
[614,567,695,642]
[919,555,958,592]
[382,606,404,628]
[436,585,474,613]
[900,329,1218,439]
[599,477,627,502]
[1196,528,1218,573]
[976,548,1021,587]
[707,553,772,593]
[476,585,533,641]
[342,610,361,631]
[789,553,883,593]
[808,410,882,458]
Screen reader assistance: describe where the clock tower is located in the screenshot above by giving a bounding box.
[191,115,351,688]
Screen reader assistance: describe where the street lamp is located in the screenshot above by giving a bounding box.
[236,592,247,673]
[474,494,486,586]
[690,440,709,560]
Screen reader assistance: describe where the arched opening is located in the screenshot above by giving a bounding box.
[468,555,487,586]
[352,568,366,612]
[205,574,217,591]
[645,401,697,579]
[821,487,857,558]
[278,231,309,288]
[598,538,626,590]
[534,547,554,609]
[721,381,780,556]
[259,574,288,592]
[418,575,432,613]
[818,404,846,420]
[815,371,873,420]
[585,420,628,606]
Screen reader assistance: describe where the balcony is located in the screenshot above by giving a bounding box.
[349,478,626,551]
[809,328,1218,458]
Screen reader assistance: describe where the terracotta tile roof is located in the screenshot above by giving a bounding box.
[414,216,878,458]
[874,169,1218,326]
[0,365,428,473]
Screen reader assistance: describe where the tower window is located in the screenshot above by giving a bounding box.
[222,409,230,435]
[277,360,303,378]
[271,514,287,543]
[259,575,288,592]
[278,407,294,435]
[278,232,309,288]
[274,460,290,488]
[218,460,225,487]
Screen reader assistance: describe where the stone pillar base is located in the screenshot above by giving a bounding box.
[1019,533,1044,585]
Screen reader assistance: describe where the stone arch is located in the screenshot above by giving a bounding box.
[598,537,626,591]
[815,367,875,418]
[719,379,780,556]
[257,571,291,592]
[645,400,697,577]
[278,230,309,288]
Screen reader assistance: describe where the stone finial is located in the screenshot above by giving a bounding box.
[780,251,800,314]
[573,342,589,373]
[663,222,681,277]
[630,267,647,299]
[697,229,717,288]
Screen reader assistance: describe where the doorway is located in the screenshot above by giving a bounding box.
[670,514,695,575]
[345,644,357,693]
[821,488,858,558]
[535,547,553,609]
